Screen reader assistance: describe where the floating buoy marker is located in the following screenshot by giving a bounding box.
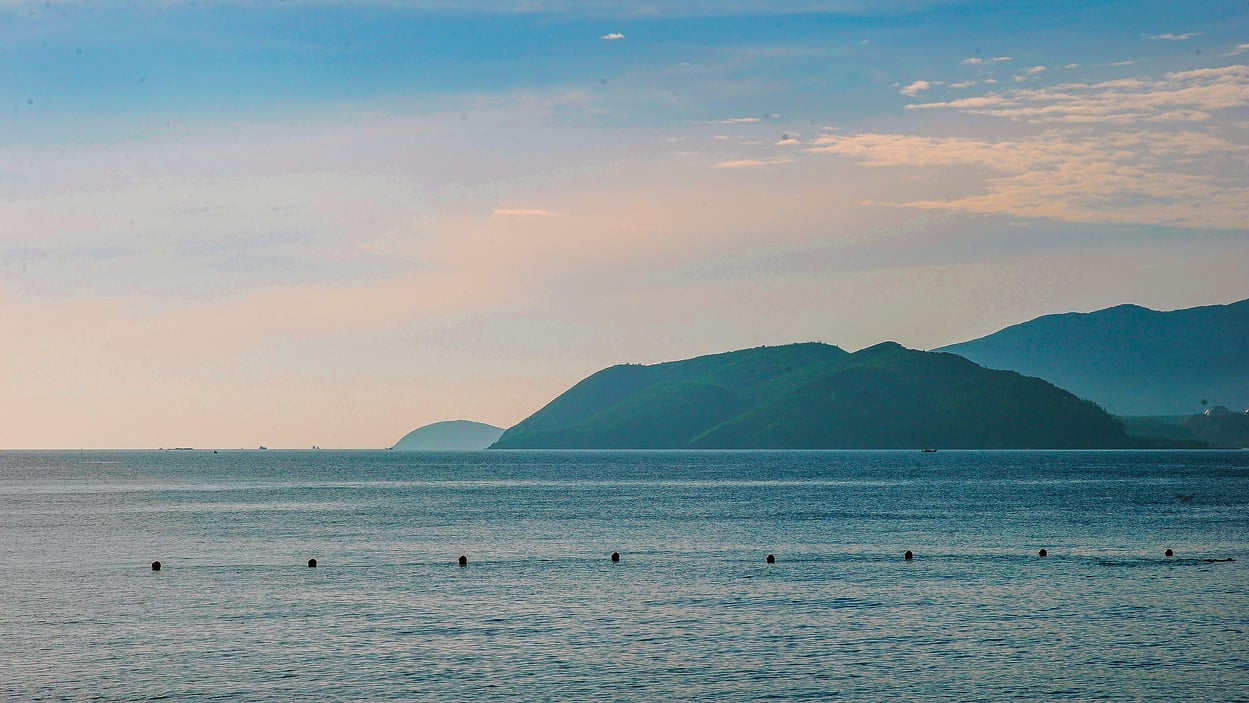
[610,551,620,562]
[1165,549,1174,557]
[458,555,468,567]
[1038,548,1048,557]
[904,550,913,561]
[308,558,317,568]
[765,554,775,564]
[151,560,161,571]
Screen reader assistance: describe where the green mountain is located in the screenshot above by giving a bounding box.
[936,298,1249,416]
[491,342,1134,449]
[392,420,504,451]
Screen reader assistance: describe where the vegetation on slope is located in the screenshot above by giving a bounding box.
[936,298,1249,416]
[492,342,1134,449]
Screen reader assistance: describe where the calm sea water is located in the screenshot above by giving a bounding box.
[1,450,1247,701]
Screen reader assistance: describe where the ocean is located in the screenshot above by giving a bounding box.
[1,449,1246,701]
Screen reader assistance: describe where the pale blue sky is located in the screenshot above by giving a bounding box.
[6,2,1241,128]
[2,1,1247,447]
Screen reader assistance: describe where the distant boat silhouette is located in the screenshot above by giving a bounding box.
[921,448,938,453]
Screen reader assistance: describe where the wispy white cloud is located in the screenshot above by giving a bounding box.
[1147,32,1197,41]
[900,80,931,97]
[1226,44,1249,57]
[961,56,1011,65]
[1014,66,1046,82]
[908,65,1249,123]
[601,32,625,40]
[808,64,1249,229]
[807,130,1248,228]
[713,157,794,169]
[494,207,564,217]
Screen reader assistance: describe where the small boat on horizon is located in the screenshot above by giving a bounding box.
[921,448,938,453]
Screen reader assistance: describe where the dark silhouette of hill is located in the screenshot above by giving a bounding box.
[392,420,503,451]
[936,298,1249,416]
[491,342,1134,449]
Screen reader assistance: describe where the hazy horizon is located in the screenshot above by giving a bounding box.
[3,1,1248,449]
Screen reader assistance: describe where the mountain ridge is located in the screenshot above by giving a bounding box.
[936,298,1249,416]
[492,341,1134,450]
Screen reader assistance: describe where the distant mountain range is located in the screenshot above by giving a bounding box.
[491,342,1136,450]
[936,298,1249,416]
[1120,413,1249,449]
[404,297,1247,450]
[392,420,503,451]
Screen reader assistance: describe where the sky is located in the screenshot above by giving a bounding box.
[2,0,1247,448]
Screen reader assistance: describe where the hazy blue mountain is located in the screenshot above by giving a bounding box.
[492,342,1134,449]
[392,420,504,451]
[936,298,1249,416]
[1121,414,1249,449]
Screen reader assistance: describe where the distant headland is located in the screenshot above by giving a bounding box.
[392,420,504,451]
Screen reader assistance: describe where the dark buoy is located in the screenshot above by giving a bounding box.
[904,550,913,561]
[458,555,467,567]
[151,560,161,571]
[1165,548,1174,557]
[307,558,317,568]
[1038,548,1048,557]
[610,551,620,562]
[765,554,775,564]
